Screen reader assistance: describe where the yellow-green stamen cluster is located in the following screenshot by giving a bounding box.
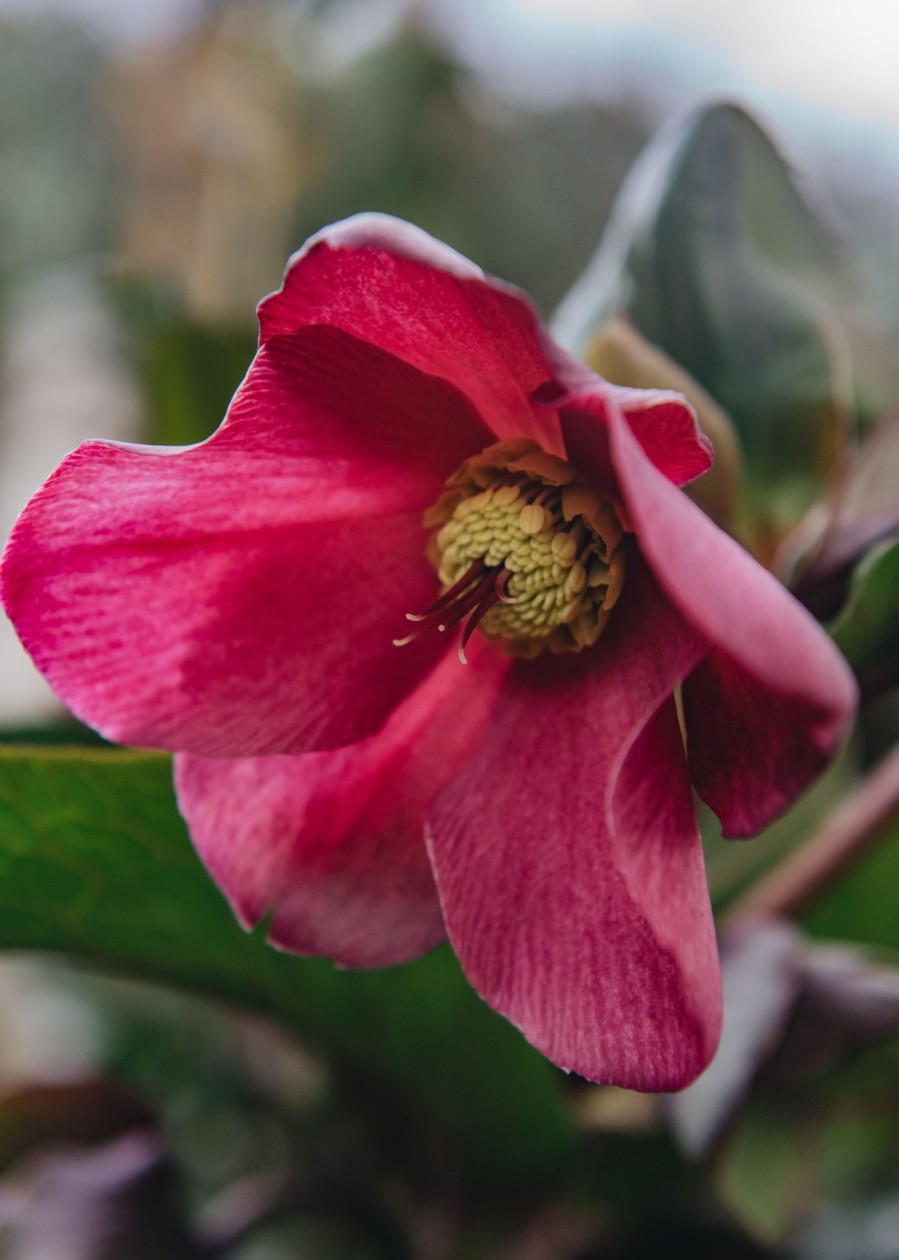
[413,439,626,659]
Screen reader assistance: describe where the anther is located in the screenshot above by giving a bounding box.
[398,438,627,660]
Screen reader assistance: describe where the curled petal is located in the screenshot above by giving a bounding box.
[257,213,566,453]
[426,559,719,1089]
[176,639,509,967]
[682,652,851,836]
[552,349,714,488]
[603,405,857,834]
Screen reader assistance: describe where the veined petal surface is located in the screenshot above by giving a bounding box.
[425,560,718,1089]
[605,405,857,834]
[550,350,714,489]
[258,213,566,453]
[177,640,508,967]
[2,329,494,756]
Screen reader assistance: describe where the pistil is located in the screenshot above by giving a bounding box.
[399,439,627,660]
[394,561,515,662]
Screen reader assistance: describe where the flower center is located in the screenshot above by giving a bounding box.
[398,440,626,661]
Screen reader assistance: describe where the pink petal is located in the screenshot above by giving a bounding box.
[2,328,490,756]
[615,386,713,485]
[549,351,714,487]
[682,652,851,836]
[426,559,720,1089]
[257,213,566,453]
[221,323,493,481]
[605,406,858,835]
[176,639,509,967]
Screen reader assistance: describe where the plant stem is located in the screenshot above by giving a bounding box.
[724,743,899,928]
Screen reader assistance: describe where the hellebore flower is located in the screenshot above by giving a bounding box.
[0,215,857,1090]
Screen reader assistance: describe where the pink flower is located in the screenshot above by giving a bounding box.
[0,216,857,1090]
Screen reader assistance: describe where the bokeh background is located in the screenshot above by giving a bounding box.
[0,2,898,1257]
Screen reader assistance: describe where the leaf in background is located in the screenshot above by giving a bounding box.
[669,920,899,1160]
[0,22,114,281]
[0,748,573,1185]
[0,1129,202,1260]
[715,1063,899,1251]
[665,921,801,1156]
[715,1102,811,1245]
[554,102,859,537]
[768,942,899,1081]
[115,284,257,448]
[830,538,899,700]
[802,810,899,955]
[787,412,899,621]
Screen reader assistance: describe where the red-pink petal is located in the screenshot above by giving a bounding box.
[221,323,493,480]
[426,559,719,1089]
[682,652,849,836]
[2,329,492,756]
[257,213,566,453]
[550,350,713,487]
[176,639,509,967]
[605,406,857,835]
[615,385,713,485]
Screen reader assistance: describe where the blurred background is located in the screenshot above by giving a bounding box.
[0,1,897,1256]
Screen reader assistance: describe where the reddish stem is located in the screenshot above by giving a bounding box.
[724,743,899,929]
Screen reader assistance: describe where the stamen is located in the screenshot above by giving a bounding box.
[395,563,498,648]
[459,588,500,664]
[396,564,516,658]
[531,486,560,509]
[397,438,626,660]
[494,568,515,603]
[404,560,483,622]
[435,568,498,632]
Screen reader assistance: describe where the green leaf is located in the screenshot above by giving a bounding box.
[0,748,574,1183]
[831,537,899,697]
[554,102,857,532]
[787,414,899,623]
[716,1042,899,1248]
[115,282,257,448]
[715,1103,811,1244]
[802,813,899,955]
